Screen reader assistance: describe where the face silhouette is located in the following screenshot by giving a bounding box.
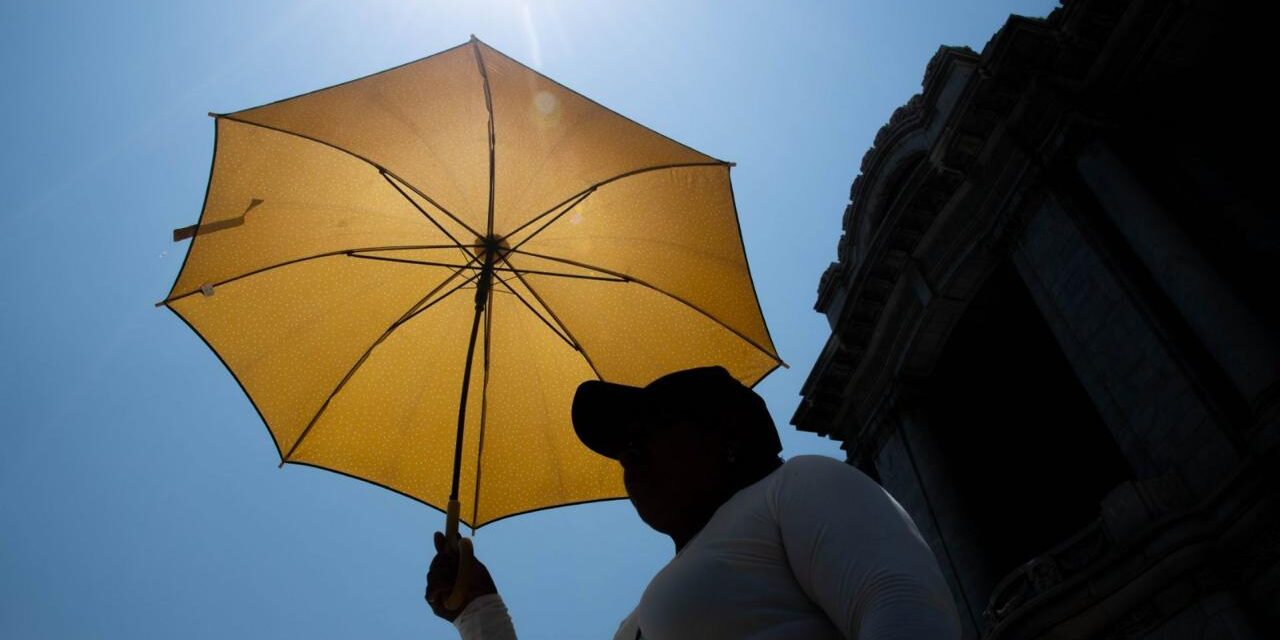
[617,409,732,535]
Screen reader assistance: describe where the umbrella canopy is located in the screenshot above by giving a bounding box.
[160,37,783,529]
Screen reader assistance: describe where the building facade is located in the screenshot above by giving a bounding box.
[793,0,1278,637]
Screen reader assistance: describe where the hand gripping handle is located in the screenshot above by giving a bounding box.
[443,499,474,612]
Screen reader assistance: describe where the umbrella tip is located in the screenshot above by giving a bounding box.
[728,161,738,168]
[469,34,478,42]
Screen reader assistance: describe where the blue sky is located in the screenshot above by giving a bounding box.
[1,1,1057,637]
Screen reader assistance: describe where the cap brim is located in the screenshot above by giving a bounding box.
[572,380,647,459]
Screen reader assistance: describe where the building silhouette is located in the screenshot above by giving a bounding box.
[793,0,1278,637]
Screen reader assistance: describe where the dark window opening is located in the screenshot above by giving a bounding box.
[923,263,1131,605]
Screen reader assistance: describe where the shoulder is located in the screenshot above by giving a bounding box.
[763,455,879,504]
[781,454,856,472]
[768,456,912,525]
[776,455,874,487]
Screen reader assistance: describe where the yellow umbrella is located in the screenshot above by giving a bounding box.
[160,37,781,547]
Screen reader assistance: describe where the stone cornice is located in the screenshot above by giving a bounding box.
[794,8,1079,438]
[814,45,982,320]
[796,0,1177,438]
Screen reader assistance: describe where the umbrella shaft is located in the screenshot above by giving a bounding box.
[449,253,495,504]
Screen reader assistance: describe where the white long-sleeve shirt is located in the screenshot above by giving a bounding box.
[453,455,960,639]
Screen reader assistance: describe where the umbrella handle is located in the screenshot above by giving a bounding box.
[443,499,475,612]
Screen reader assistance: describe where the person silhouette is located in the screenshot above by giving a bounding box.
[427,365,960,639]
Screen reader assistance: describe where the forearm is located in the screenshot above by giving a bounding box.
[452,593,517,640]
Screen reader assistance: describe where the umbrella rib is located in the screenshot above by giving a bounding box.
[348,252,627,282]
[398,252,483,321]
[500,256,605,381]
[381,171,479,262]
[504,188,595,256]
[279,262,481,464]
[217,114,484,239]
[470,37,497,238]
[157,243,478,306]
[506,248,785,367]
[495,266,626,282]
[393,270,483,330]
[493,277,576,350]
[499,161,730,247]
[348,254,476,271]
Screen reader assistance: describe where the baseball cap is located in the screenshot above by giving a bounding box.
[571,366,782,460]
